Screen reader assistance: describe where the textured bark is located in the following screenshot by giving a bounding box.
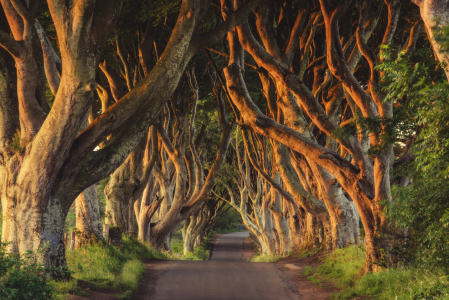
[270,173,291,255]
[216,0,403,272]
[413,0,449,81]
[104,145,143,231]
[148,66,234,251]
[0,0,261,277]
[75,185,102,248]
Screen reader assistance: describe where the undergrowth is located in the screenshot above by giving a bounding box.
[302,246,449,300]
[0,242,54,300]
[53,234,212,299]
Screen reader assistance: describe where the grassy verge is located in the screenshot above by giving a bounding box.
[52,234,213,299]
[51,236,168,299]
[301,246,449,299]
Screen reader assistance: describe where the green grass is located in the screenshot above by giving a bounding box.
[52,236,179,299]
[48,279,87,299]
[50,232,212,298]
[303,246,449,300]
[302,266,314,276]
[171,243,183,255]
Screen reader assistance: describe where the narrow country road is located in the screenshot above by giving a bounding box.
[135,231,299,300]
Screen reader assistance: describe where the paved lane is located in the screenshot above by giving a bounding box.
[144,231,299,300]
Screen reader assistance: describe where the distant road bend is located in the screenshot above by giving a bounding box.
[140,231,298,300]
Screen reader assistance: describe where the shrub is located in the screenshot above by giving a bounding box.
[0,242,53,300]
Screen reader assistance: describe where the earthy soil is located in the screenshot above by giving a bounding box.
[275,253,340,300]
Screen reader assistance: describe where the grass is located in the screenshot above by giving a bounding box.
[51,236,161,299]
[302,266,314,276]
[49,279,87,299]
[171,243,183,255]
[52,234,213,299]
[301,245,449,300]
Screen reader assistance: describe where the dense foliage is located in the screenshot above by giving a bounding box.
[377,41,449,268]
[0,242,53,300]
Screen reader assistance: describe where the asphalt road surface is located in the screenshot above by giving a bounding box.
[146,231,299,300]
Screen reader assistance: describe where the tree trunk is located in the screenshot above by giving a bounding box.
[75,184,102,248]
[413,0,449,82]
[286,202,302,251]
[104,147,143,231]
[1,185,68,278]
[183,214,197,254]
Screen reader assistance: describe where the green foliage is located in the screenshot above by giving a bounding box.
[209,204,242,233]
[342,115,414,156]
[377,44,449,176]
[389,166,449,268]
[307,246,449,300]
[63,236,159,298]
[310,246,366,288]
[62,229,212,298]
[0,242,53,300]
[61,235,214,298]
[376,42,449,268]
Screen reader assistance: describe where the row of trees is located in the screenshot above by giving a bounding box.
[1,0,448,278]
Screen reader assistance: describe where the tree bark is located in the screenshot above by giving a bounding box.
[413,0,449,81]
[75,184,102,248]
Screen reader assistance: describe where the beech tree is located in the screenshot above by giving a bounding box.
[215,130,297,255]
[209,0,423,273]
[0,0,260,277]
[182,199,228,254]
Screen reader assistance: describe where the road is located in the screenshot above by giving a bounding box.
[138,231,299,300]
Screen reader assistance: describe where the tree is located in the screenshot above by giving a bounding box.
[0,0,261,277]
[214,0,422,273]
